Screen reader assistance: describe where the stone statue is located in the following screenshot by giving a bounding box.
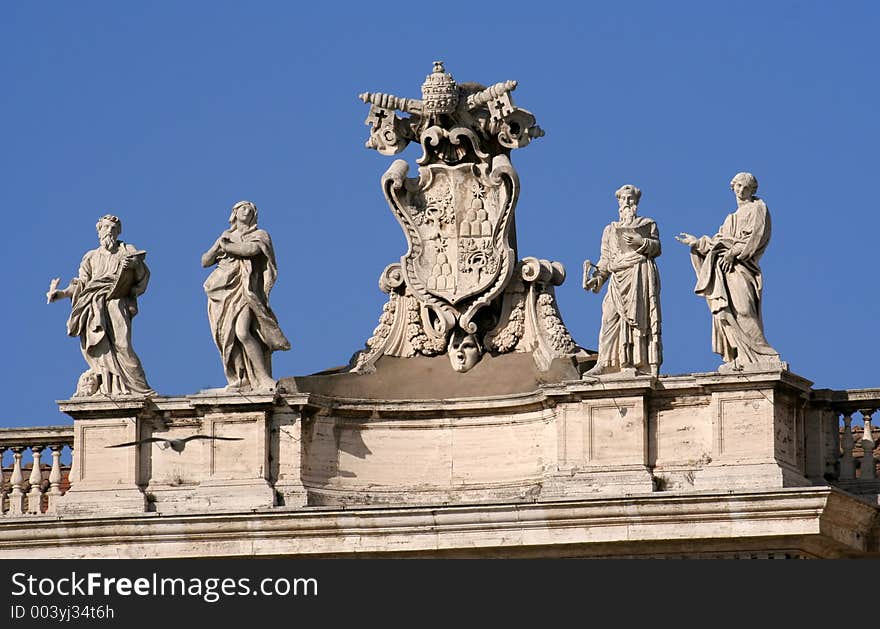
[201,200,290,392]
[583,185,662,377]
[675,172,783,371]
[351,62,580,374]
[47,214,154,396]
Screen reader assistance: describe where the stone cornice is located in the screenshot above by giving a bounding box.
[0,487,875,559]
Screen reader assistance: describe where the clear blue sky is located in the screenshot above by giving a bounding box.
[2,2,879,428]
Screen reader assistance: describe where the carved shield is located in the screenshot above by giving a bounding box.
[382,159,518,320]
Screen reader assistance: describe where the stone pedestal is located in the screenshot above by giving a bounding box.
[54,392,310,516]
[142,392,308,513]
[55,398,149,516]
[542,368,816,496]
[690,370,813,490]
[543,378,655,497]
[145,395,271,513]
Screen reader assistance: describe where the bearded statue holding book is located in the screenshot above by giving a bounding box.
[47,214,154,396]
[583,184,662,377]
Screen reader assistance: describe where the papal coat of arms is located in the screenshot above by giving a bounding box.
[351,62,581,373]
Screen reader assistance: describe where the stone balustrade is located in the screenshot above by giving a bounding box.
[0,426,73,516]
[824,391,880,486]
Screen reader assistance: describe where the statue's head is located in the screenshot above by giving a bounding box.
[447,329,482,373]
[615,184,641,223]
[229,201,258,227]
[730,172,758,200]
[96,214,122,249]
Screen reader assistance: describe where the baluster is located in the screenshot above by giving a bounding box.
[839,412,855,480]
[67,444,75,489]
[8,447,26,516]
[46,445,64,514]
[26,446,44,514]
[859,409,876,481]
[0,446,7,515]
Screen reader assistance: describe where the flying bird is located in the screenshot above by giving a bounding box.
[106,435,244,453]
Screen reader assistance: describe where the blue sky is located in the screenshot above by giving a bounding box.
[2,2,879,427]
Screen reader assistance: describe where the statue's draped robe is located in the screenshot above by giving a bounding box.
[203,226,290,387]
[66,242,153,395]
[595,217,662,372]
[689,199,779,364]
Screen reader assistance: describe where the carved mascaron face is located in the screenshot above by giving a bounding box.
[448,333,482,373]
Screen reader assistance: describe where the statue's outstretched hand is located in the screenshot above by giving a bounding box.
[46,277,61,303]
[675,232,697,247]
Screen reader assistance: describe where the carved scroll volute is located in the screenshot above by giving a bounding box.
[417,126,490,166]
[379,263,405,294]
[521,257,565,286]
[417,127,446,166]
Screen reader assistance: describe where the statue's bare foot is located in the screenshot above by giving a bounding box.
[584,364,605,378]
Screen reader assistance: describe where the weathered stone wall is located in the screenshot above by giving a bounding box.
[1,369,877,558]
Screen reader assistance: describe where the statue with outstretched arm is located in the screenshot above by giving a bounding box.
[47,214,154,397]
[675,172,782,371]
